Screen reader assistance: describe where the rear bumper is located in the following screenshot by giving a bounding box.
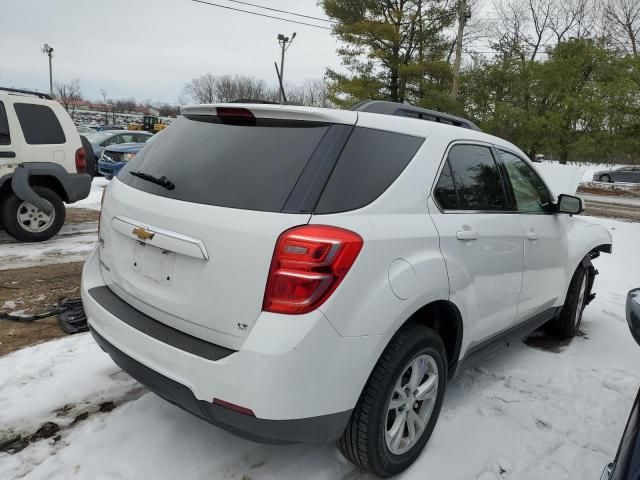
[81,248,386,443]
[90,326,351,444]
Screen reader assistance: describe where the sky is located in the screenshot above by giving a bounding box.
[0,0,342,103]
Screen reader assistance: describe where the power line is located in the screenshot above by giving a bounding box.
[188,0,333,30]
[222,0,336,24]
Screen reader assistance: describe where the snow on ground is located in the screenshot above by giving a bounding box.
[0,217,639,480]
[579,193,640,207]
[67,177,109,210]
[0,224,97,271]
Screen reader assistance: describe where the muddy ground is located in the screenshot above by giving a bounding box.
[0,262,83,356]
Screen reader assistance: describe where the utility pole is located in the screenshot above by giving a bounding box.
[276,32,296,103]
[42,43,54,97]
[451,1,470,100]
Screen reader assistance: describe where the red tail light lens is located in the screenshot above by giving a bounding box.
[263,225,363,315]
[75,147,87,173]
[216,107,256,125]
[213,398,255,416]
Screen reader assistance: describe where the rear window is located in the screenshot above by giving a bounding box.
[0,101,10,145]
[14,103,66,145]
[120,116,331,212]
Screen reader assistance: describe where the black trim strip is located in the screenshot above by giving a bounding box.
[88,286,235,361]
[455,306,560,375]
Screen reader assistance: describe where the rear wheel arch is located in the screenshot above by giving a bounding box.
[401,300,463,379]
[29,175,69,203]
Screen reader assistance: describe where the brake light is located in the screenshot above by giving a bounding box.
[262,225,363,315]
[75,147,86,173]
[216,107,256,125]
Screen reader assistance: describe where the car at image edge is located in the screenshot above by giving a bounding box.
[0,87,93,241]
[81,101,613,477]
[601,288,640,480]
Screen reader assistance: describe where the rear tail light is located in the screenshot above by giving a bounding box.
[262,225,363,315]
[75,147,87,173]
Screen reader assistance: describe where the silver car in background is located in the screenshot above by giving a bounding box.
[593,166,640,183]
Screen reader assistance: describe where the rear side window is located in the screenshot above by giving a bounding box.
[14,103,66,145]
[0,101,10,145]
[120,116,331,212]
[439,144,506,211]
[314,128,424,214]
[433,160,458,209]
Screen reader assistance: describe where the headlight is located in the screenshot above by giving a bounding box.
[122,153,136,162]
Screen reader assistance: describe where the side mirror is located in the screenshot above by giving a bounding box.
[557,194,583,215]
[627,289,640,346]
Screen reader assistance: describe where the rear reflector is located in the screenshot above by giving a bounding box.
[262,225,363,315]
[75,147,87,173]
[216,107,256,125]
[213,398,255,416]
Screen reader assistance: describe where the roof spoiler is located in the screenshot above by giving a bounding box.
[349,100,482,132]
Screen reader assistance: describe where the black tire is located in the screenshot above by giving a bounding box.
[546,258,593,339]
[600,174,612,183]
[337,323,447,477]
[0,187,65,242]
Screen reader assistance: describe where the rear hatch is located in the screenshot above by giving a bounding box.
[98,105,357,349]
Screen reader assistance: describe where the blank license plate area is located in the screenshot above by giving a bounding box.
[133,242,175,285]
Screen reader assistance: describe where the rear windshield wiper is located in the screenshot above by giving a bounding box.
[130,171,175,190]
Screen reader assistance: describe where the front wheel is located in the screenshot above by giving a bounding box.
[546,259,593,339]
[338,324,447,477]
[0,187,65,242]
[600,174,612,183]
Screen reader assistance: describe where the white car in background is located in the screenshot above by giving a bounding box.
[82,101,612,477]
[0,87,93,241]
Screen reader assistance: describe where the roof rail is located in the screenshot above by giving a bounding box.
[349,100,481,132]
[0,87,52,100]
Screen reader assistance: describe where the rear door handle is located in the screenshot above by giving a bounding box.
[526,231,539,241]
[456,230,479,241]
[0,151,16,158]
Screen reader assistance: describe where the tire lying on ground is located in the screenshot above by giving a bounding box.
[0,186,65,242]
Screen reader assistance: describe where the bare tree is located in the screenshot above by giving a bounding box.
[214,75,271,102]
[182,74,279,103]
[489,0,530,61]
[524,0,553,60]
[54,79,82,114]
[549,0,599,43]
[286,79,333,107]
[182,73,216,103]
[604,0,640,55]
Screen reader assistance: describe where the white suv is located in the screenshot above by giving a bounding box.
[81,101,612,477]
[0,87,93,241]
